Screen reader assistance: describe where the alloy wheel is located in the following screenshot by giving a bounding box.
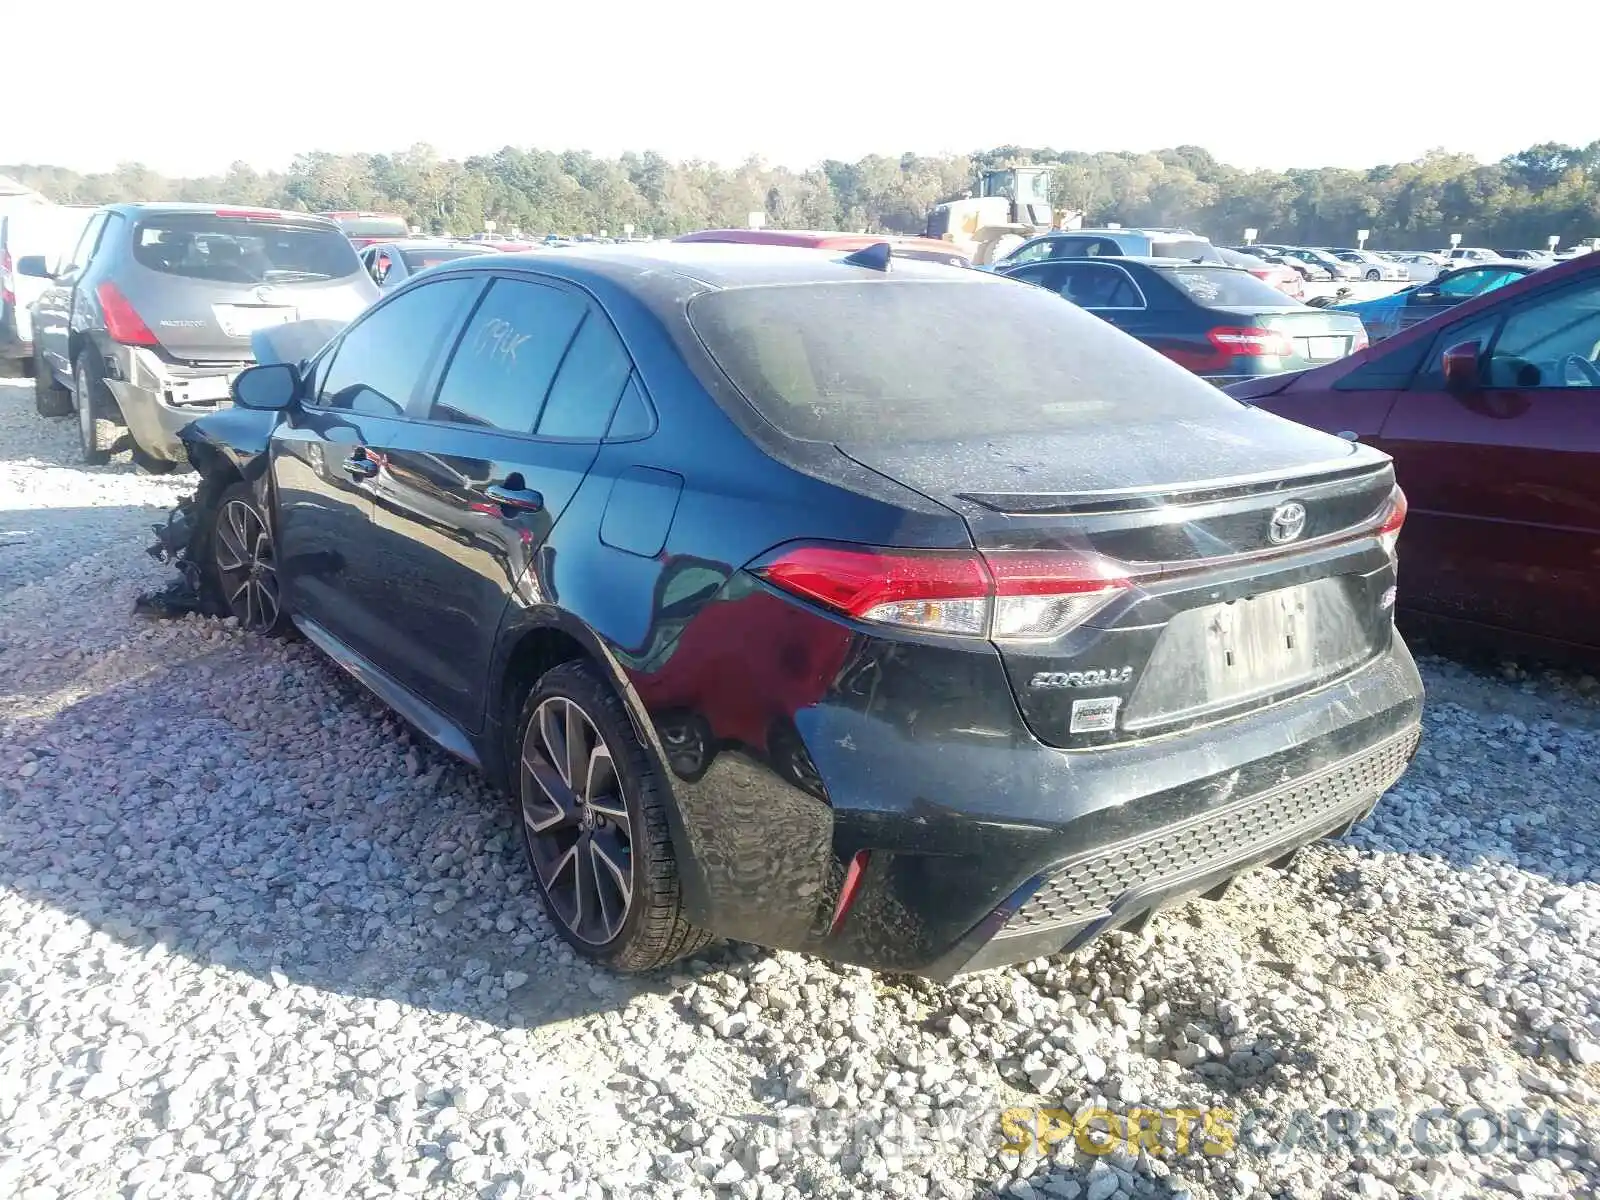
[213,498,281,632]
[519,696,634,944]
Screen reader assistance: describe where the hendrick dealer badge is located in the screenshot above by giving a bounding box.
[1069,696,1121,734]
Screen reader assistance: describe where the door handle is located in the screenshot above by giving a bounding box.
[485,483,544,513]
[341,451,379,479]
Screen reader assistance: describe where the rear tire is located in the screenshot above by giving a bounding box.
[1364,268,1381,281]
[512,661,714,972]
[132,446,182,475]
[73,351,124,466]
[34,358,72,417]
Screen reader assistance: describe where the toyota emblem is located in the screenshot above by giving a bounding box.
[254,286,275,304]
[1268,501,1307,545]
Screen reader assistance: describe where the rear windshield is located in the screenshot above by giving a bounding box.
[131,215,362,283]
[1161,266,1299,307]
[1151,238,1224,263]
[336,216,410,239]
[687,279,1240,442]
[400,247,490,271]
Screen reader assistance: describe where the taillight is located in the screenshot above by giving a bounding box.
[1,248,12,306]
[96,281,158,346]
[1206,326,1294,358]
[1378,487,1406,560]
[829,850,870,934]
[751,542,1132,641]
[1351,328,1370,353]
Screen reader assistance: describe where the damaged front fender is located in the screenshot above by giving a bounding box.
[140,317,346,620]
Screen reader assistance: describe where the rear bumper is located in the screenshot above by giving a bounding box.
[102,345,243,464]
[0,311,28,360]
[648,600,1425,978]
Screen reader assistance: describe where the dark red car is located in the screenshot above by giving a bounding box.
[1229,252,1600,660]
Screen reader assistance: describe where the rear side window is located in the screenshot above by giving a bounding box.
[688,279,1242,442]
[1162,267,1297,307]
[538,310,634,438]
[430,278,586,433]
[131,214,362,283]
[316,277,481,416]
[1151,239,1223,263]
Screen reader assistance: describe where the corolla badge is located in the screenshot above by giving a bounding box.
[1030,667,1132,690]
[1268,501,1307,545]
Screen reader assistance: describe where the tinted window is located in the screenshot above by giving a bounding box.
[430,278,586,433]
[688,279,1242,442]
[1162,267,1297,307]
[401,247,491,272]
[1056,264,1144,308]
[1002,240,1052,266]
[335,215,410,239]
[131,214,361,283]
[537,310,634,438]
[1484,279,1600,388]
[317,277,480,416]
[1047,237,1126,259]
[1437,267,1524,298]
[606,376,654,439]
[65,212,107,274]
[1151,239,1224,263]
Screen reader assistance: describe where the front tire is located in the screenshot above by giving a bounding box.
[73,352,124,466]
[1364,268,1381,281]
[207,480,286,635]
[512,661,713,971]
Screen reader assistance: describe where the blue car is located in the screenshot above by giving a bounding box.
[1334,261,1536,341]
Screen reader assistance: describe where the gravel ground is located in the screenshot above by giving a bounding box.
[2,375,1598,1200]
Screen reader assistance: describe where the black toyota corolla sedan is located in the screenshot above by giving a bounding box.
[157,242,1424,979]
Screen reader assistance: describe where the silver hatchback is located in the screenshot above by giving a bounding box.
[25,204,378,469]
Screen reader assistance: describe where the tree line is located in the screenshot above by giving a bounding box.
[7,140,1600,249]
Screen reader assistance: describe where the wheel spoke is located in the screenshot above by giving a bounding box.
[214,521,247,572]
[589,833,632,937]
[582,742,615,808]
[564,701,588,795]
[539,701,570,786]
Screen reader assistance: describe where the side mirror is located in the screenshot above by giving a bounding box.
[1441,341,1481,391]
[15,255,53,279]
[231,362,301,410]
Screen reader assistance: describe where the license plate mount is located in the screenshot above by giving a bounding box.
[1302,336,1345,361]
[1200,584,1316,704]
[213,305,297,339]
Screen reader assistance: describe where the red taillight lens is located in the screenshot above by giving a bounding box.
[1207,326,1294,358]
[1378,487,1406,559]
[754,544,991,635]
[752,542,1131,641]
[829,850,870,934]
[96,281,158,346]
[1,249,12,306]
[1352,328,1370,353]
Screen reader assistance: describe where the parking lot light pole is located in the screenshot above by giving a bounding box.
[1243,227,1258,246]
[1357,228,1370,250]
[1549,235,1561,254]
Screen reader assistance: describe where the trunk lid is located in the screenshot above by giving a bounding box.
[1211,304,1367,367]
[837,413,1400,749]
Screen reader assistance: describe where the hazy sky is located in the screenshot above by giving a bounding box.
[11,0,1589,177]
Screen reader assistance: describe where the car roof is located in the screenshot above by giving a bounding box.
[676,228,967,257]
[434,241,992,296]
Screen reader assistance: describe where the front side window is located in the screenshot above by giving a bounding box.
[316,276,481,416]
[429,278,587,433]
[1484,280,1600,388]
[64,212,107,275]
[1004,240,1053,266]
